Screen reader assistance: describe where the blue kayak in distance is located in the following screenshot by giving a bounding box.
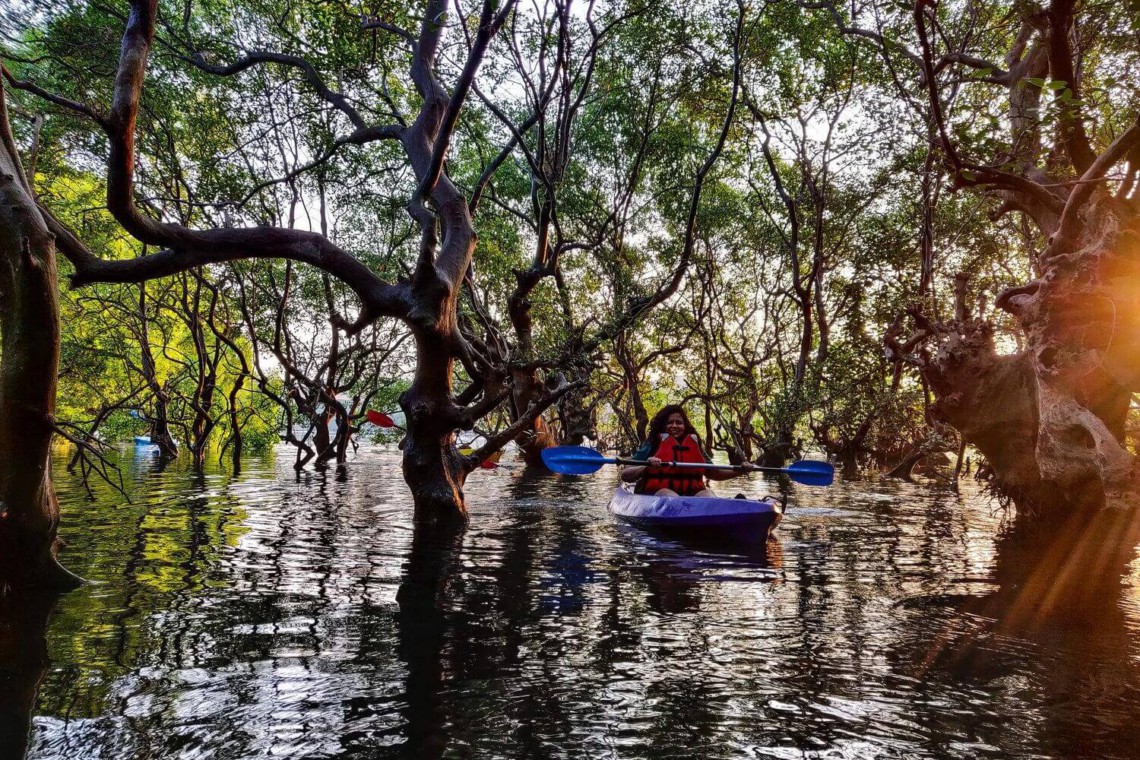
[609,486,782,541]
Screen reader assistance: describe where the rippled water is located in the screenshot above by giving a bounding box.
[14,445,1140,758]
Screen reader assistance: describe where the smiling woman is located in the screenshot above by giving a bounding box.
[621,405,751,497]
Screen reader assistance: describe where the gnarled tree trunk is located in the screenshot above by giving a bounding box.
[508,369,557,468]
[556,379,596,446]
[898,215,1140,517]
[877,0,1140,519]
[0,83,81,589]
[400,326,469,522]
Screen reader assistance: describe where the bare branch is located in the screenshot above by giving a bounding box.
[463,378,584,472]
[1051,118,1140,252]
[187,50,370,129]
[16,0,412,332]
[2,64,108,127]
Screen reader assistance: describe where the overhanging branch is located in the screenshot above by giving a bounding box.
[462,378,584,472]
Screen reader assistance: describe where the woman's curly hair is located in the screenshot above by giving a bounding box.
[646,404,698,442]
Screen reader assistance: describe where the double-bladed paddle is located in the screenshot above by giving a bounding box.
[540,445,835,487]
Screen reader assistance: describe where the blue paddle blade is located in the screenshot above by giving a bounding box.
[541,445,613,475]
[785,460,835,487]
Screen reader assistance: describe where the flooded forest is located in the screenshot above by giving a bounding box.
[2,0,1139,757]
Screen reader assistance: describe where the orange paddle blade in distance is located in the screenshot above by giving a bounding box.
[367,410,396,428]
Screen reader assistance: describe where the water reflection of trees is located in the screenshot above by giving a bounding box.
[32,452,363,756]
[22,456,1140,759]
[912,506,1140,759]
[410,479,1140,758]
[0,591,56,759]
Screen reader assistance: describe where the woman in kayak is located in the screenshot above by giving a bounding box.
[621,405,749,497]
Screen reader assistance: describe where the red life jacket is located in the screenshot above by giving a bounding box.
[640,433,708,496]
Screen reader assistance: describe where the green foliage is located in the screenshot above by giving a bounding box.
[8,0,1134,480]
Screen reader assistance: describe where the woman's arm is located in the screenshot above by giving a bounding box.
[621,465,644,482]
[706,467,748,481]
[699,442,749,481]
[622,440,659,482]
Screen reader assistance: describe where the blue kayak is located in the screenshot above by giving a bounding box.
[609,486,782,541]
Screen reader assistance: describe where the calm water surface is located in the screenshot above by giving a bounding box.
[19,445,1140,758]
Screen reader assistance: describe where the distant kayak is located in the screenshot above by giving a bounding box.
[134,435,177,447]
[609,487,782,541]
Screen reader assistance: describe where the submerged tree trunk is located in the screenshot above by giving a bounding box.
[758,431,796,468]
[884,0,1140,519]
[509,368,557,468]
[147,391,178,459]
[899,214,1140,516]
[886,450,927,481]
[556,379,596,446]
[136,284,177,459]
[0,86,81,589]
[401,329,468,523]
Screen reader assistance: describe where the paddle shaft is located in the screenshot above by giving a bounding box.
[613,457,781,473]
[541,446,834,485]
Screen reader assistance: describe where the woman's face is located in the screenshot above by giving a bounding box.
[665,413,686,437]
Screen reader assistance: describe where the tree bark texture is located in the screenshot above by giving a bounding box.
[892,1,1140,518]
[0,83,81,589]
[905,212,1140,516]
[556,379,596,446]
[400,328,470,523]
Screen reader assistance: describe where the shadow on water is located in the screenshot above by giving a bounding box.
[906,506,1140,759]
[0,592,57,759]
